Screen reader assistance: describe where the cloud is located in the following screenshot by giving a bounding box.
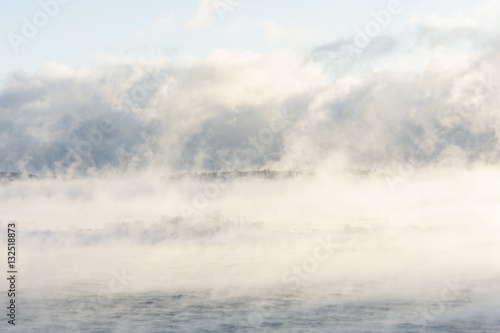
[1,9,500,176]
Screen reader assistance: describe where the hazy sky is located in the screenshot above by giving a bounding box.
[1,0,483,72]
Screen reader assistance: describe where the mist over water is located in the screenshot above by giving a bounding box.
[2,1,500,331]
[2,166,499,332]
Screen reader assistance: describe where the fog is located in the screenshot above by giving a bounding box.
[2,1,500,330]
[3,167,499,305]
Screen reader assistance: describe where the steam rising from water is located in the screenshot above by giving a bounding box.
[2,166,499,331]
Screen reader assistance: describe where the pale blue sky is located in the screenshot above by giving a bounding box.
[1,0,480,74]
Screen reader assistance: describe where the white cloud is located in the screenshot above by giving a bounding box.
[2,7,500,175]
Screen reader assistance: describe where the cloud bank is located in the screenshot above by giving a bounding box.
[1,9,500,177]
